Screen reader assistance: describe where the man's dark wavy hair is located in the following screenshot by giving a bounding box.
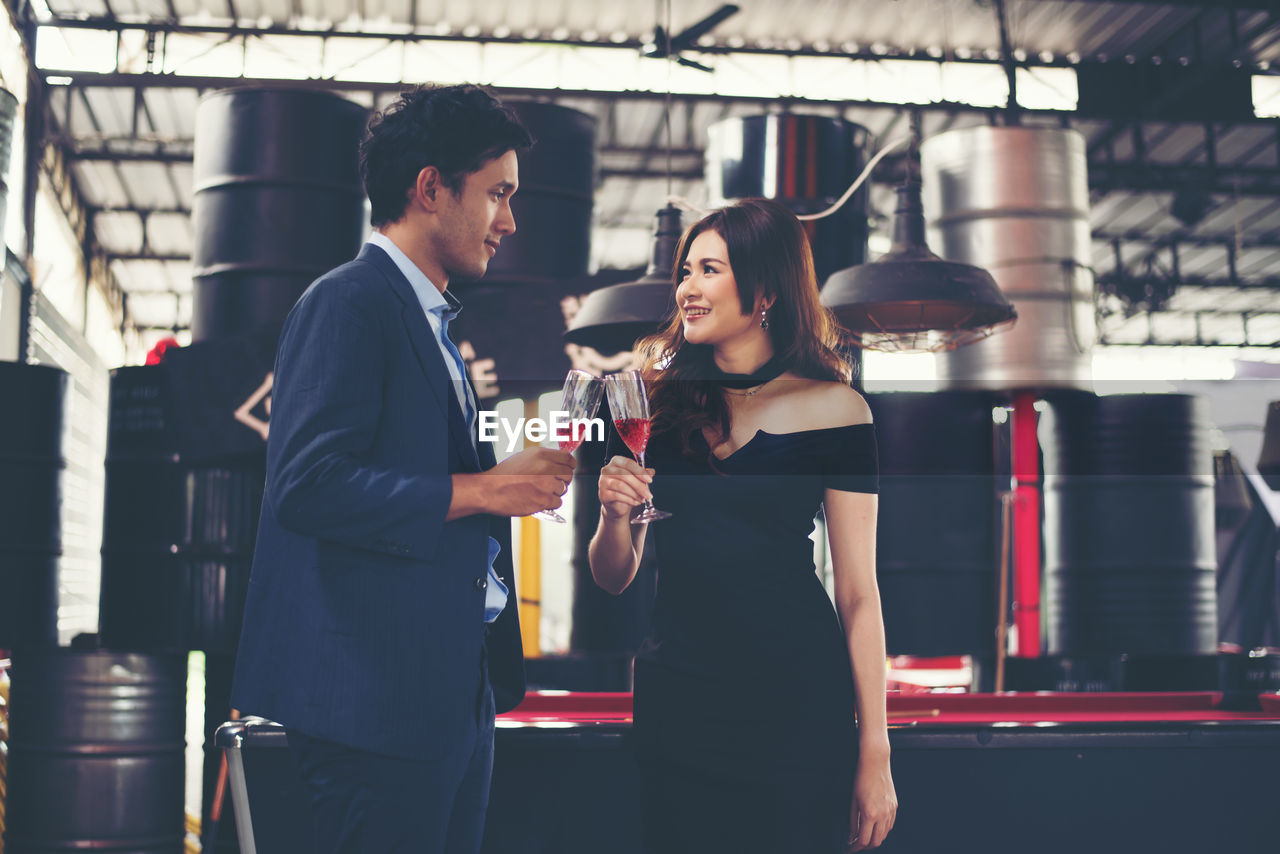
[360,84,533,228]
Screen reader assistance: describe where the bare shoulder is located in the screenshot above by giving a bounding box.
[808,381,873,427]
[772,377,873,431]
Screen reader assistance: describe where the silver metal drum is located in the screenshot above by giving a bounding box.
[920,127,1095,391]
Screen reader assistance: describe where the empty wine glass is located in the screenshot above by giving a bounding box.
[604,370,671,524]
[535,369,603,523]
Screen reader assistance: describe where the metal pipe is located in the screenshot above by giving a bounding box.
[1012,392,1042,658]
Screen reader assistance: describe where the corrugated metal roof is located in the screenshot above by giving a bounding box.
[38,0,1279,64]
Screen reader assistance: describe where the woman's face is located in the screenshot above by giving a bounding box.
[676,230,762,348]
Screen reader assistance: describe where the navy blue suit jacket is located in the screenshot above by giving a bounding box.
[231,244,525,761]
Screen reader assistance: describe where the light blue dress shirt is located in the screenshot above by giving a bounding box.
[367,232,509,623]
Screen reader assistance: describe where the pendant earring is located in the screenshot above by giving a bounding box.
[760,308,769,330]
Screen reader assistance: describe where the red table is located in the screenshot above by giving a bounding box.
[216,691,1280,853]
[502,688,1280,726]
[485,690,1280,854]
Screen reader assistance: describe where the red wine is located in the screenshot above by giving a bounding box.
[559,438,582,453]
[614,418,651,457]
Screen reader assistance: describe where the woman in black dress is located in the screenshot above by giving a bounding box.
[589,198,897,853]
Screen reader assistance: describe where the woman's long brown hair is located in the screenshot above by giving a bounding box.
[637,198,852,457]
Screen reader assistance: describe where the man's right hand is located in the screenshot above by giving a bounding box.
[482,447,577,517]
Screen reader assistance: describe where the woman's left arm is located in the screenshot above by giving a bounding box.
[826,487,898,851]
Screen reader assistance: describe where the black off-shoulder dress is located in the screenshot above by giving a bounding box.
[617,421,879,854]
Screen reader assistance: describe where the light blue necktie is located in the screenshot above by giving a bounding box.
[436,309,477,441]
[436,306,507,621]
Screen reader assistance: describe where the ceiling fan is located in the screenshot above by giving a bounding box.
[642,4,741,72]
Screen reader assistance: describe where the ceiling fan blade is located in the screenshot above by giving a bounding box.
[643,23,671,58]
[669,4,740,52]
[675,55,715,73]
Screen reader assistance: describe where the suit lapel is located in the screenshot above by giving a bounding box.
[360,245,482,471]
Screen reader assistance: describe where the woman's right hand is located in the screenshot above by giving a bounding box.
[598,455,654,521]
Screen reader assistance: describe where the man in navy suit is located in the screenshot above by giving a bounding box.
[231,84,575,853]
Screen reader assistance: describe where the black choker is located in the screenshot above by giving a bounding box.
[706,354,789,390]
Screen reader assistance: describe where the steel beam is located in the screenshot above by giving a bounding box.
[1043,1,1274,7]
[106,251,190,262]
[62,131,1280,198]
[43,68,1280,141]
[1096,337,1280,348]
[69,147,194,163]
[93,204,192,216]
[1097,272,1280,290]
[1092,230,1280,250]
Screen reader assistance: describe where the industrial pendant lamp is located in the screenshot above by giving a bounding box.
[564,0,693,357]
[821,133,1017,353]
[563,204,682,355]
[565,0,693,356]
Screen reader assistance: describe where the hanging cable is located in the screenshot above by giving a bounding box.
[664,0,674,198]
[795,134,911,222]
[664,134,913,223]
[994,0,1021,123]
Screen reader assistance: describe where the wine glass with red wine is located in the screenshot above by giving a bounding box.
[604,370,672,524]
[535,369,603,523]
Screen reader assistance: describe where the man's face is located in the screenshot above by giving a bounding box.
[432,150,519,282]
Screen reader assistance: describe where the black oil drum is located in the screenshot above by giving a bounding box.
[192,87,368,342]
[1042,392,1217,655]
[868,391,999,656]
[486,101,596,281]
[0,362,69,649]
[3,648,187,853]
[99,366,263,652]
[706,113,871,283]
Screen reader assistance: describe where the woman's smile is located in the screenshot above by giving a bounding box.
[676,230,761,346]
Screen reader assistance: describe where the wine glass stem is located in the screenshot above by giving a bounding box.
[636,451,654,512]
